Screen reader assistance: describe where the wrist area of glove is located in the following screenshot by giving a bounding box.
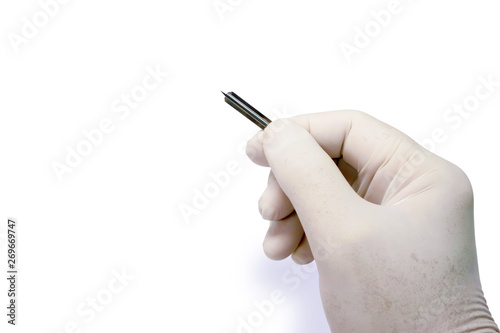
[425,286,498,332]
[322,275,498,332]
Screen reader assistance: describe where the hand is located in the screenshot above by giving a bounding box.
[246,111,499,332]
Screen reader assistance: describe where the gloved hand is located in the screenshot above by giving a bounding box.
[246,111,499,332]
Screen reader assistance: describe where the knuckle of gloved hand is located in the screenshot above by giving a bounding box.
[444,162,473,197]
[258,196,278,221]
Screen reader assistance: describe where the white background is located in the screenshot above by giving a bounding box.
[1,0,499,332]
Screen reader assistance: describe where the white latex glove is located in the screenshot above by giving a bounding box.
[246,111,499,332]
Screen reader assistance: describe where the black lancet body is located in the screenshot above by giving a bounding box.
[222,91,271,129]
